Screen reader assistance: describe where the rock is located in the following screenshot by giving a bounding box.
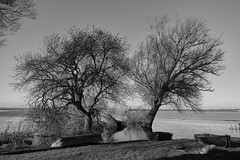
[200,145,216,154]
[51,139,62,148]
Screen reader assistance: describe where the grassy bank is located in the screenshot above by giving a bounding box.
[1,139,240,160]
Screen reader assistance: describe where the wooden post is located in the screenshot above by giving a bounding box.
[226,135,231,147]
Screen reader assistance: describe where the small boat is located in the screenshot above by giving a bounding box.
[151,131,173,141]
[51,133,102,148]
[194,134,240,147]
[230,137,240,147]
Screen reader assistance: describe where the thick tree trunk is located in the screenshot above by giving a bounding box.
[74,102,93,133]
[83,113,92,133]
[142,102,161,132]
[99,111,126,131]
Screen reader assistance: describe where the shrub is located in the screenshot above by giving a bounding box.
[0,120,34,152]
[123,109,148,126]
[0,108,105,153]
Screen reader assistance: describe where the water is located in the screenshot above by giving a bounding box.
[2,110,240,141]
[152,111,240,139]
[114,110,240,139]
[0,117,26,132]
[156,110,240,121]
[102,125,149,143]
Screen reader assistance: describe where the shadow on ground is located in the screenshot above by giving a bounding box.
[157,150,240,160]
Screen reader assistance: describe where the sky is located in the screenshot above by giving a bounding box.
[0,0,240,109]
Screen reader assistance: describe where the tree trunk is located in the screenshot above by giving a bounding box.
[83,113,92,133]
[98,111,126,131]
[142,103,161,132]
[74,102,93,133]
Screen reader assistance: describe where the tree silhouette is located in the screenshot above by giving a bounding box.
[129,15,225,131]
[0,0,36,47]
[12,26,130,132]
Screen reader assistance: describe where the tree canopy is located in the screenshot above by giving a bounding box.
[129,15,225,131]
[0,0,36,46]
[12,26,131,132]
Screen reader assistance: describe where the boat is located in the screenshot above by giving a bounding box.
[51,133,102,148]
[230,136,240,147]
[194,134,240,147]
[151,131,173,141]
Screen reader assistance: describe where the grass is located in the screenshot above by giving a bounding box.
[0,107,54,153]
[0,108,104,154]
[1,139,240,160]
[0,120,36,153]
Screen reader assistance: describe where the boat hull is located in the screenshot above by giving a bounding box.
[230,137,240,147]
[194,134,231,147]
[51,133,102,148]
[195,134,240,147]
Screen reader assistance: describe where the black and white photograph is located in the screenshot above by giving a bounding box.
[0,0,240,159]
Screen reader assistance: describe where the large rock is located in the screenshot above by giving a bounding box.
[200,145,216,154]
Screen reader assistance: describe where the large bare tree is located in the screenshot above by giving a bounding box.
[129,16,225,131]
[0,0,36,46]
[12,26,130,132]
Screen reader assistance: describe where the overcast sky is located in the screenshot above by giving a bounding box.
[0,0,239,108]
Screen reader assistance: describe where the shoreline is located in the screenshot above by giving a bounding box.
[153,118,240,139]
[1,113,240,140]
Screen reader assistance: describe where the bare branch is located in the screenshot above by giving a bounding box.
[129,15,225,130]
[0,0,36,47]
[12,26,131,132]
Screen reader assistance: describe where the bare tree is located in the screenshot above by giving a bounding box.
[0,0,36,46]
[12,26,131,132]
[129,15,225,131]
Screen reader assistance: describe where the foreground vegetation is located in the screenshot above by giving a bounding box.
[1,106,240,159]
[1,139,240,160]
[0,108,104,153]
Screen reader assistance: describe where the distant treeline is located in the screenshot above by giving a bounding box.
[200,109,240,112]
[0,107,28,117]
[0,107,28,110]
[129,108,240,112]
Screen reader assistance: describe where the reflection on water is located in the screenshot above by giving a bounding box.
[229,123,240,135]
[102,125,150,143]
[230,129,240,134]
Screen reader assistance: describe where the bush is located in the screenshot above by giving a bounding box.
[0,120,34,152]
[0,107,105,153]
[123,109,148,126]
